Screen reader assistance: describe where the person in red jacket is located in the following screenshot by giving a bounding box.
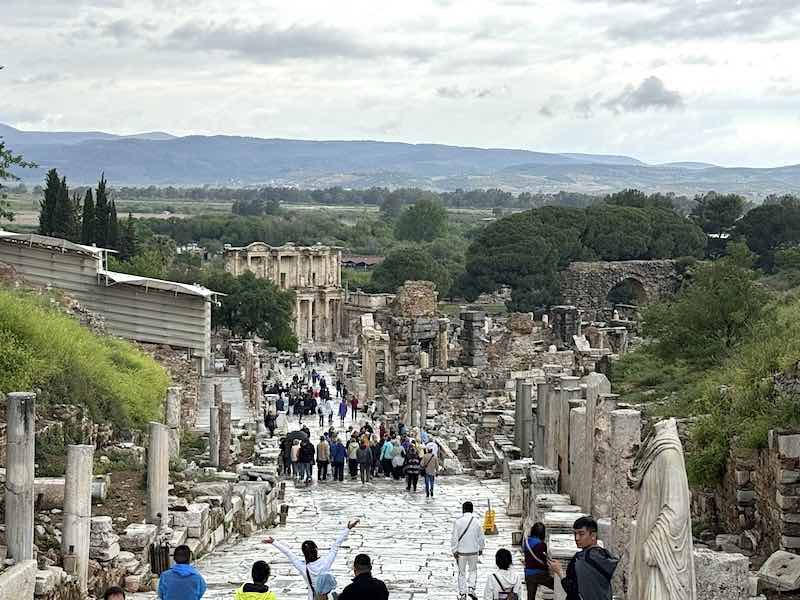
[523,522,553,600]
[350,395,359,421]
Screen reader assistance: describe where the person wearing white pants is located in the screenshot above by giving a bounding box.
[451,501,486,600]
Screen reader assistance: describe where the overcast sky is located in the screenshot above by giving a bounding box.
[2,0,799,167]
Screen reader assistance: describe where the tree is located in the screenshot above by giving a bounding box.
[39,169,61,235]
[1,140,35,222]
[379,196,404,221]
[116,213,137,261]
[48,176,80,241]
[643,243,770,364]
[108,199,119,250]
[81,189,95,244]
[94,173,109,247]
[202,271,297,351]
[690,191,744,236]
[394,197,448,242]
[370,246,452,296]
[736,201,800,271]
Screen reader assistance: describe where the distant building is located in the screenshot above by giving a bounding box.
[341,255,385,270]
[223,242,344,343]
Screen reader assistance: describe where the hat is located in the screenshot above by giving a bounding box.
[316,572,337,595]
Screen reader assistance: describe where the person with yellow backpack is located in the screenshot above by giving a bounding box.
[233,561,276,600]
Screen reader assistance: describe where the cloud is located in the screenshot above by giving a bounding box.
[0,105,47,124]
[162,20,435,63]
[436,85,509,99]
[11,72,65,85]
[603,76,684,112]
[608,0,800,42]
[538,105,555,118]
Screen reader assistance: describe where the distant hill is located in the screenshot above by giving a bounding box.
[2,123,799,197]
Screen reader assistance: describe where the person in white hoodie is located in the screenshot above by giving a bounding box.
[484,548,522,600]
[451,501,486,600]
[263,519,359,600]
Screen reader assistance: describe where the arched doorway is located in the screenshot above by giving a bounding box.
[606,277,648,307]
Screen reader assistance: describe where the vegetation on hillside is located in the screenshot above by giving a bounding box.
[0,288,169,429]
[1,139,35,222]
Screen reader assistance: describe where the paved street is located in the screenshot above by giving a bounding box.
[136,361,524,599]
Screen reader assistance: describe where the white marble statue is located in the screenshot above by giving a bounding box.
[628,417,696,600]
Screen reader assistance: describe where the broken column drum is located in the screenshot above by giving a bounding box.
[62,444,94,593]
[165,386,182,461]
[209,404,220,467]
[219,401,232,469]
[146,421,169,526]
[5,391,36,561]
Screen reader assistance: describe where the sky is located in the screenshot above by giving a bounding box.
[2,0,800,167]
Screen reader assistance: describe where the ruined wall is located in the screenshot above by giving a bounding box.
[559,260,681,312]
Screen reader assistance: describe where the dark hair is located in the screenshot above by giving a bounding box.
[495,548,513,570]
[354,553,372,572]
[174,545,191,564]
[531,522,546,539]
[301,540,318,562]
[573,516,598,533]
[462,501,474,513]
[252,560,270,583]
[103,586,126,599]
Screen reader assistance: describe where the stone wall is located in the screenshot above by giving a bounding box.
[391,281,437,317]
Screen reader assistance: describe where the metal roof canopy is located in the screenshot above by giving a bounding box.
[0,230,116,257]
[98,269,224,300]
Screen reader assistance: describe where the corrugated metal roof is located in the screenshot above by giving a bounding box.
[0,230,116,256]
[98,269,223,299]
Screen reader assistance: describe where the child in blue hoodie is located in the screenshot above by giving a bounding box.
[158,545,207,600]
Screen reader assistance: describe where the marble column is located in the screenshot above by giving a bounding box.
[165,386,182,462]
[418,385,428,429]
[219,402,232,469]
[579,372,612,512]
[514,379,525,451]
[507,459,529,516]
[521,382,534,459]
[209,404,220,467]
[295,297,302,339]
[436,319,449,369]
[63,444,94,593]
[405,376,415,426]
[5,392,35,561]
[539,382,557,470]
[146,422,169,526]
[590,393,619,519]
[411,378,422,427]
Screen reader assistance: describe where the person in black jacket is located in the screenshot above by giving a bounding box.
[338,554,389,600]
[299,439,315,483]
[548,516,617,600]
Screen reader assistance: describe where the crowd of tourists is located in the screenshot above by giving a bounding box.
[100,509,615,600]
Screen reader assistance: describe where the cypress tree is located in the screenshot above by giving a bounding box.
[81,189,95,244]
[94,173,108,247]
[108,199,119,250]
[39,169,60,235]
[118,212,137,260]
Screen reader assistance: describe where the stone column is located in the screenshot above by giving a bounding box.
[5,392,35,561]
[411,379,422,427]
[146,422,169,526]
[254,363,266,435]
[508,459,530,516]
[219,402,232,469]
[165,386,182,462]
[514,378,525,451]
[590,393,619,519]
[63,444,94,593]
[295,297,302,339]
[579,372,612,512]
[539,382,557,470]
[419,351,430,369]
[436,319,449,369]
[364,347,376,402]
[418,385,428,428]
[308,299,314,341]
[209,404,220,467]
[521,382,534,459]
[405,376,415,426]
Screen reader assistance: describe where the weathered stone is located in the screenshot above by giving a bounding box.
[758,550,800,591]
[119,523,158,551]
[779,434,800,459]
[4,392,36,562]
[0,560,37,600]
[694,549,749,600]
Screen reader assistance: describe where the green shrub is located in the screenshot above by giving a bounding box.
[0,289,169,429]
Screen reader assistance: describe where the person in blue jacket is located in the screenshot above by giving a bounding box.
[158,545,207,600]
[330,435,347,482]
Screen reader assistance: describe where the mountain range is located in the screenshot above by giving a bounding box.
[3,123,799,198]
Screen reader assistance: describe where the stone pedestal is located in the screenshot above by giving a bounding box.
[578,372,612,513]
[419,351,430,369]
[146,422,169,526]
[5,392,35,561]
[590,393,619,519]
[209,405,220,467]
[165,386,182,462]
[219,402,232,469]
[62,444,94,593]
[508,459,532,516]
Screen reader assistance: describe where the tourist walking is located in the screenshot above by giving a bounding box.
[339,398,348,427]
[263,519,359,600]
[157,545,207,600]
[403,444,422,492]
[483,548,522,600]
[390,439,405,480]
[350,395,359,421]
[234,560,276,600]
[316,436,330,482]
[299,438,315,483]
[338,554,389,600]
[523,522,553,599]
[291,439,301,479]
[326,397,336,427]
[330,436,346,482]
[347,435,360,480]
[451,501,485,600]
[380,437,394,478]
[421,447,439,498]
[357,441,373,484]
[548,516,617,600]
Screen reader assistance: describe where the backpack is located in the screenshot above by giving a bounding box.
[492,574,518,600]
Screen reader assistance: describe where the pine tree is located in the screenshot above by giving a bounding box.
[39,169,61,235]
[81,189,95,244]
[118,212,138,260]
[108,199,119,250]
[94,173,109,247]
[51,175,80,241]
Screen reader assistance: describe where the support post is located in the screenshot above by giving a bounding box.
[63,444,94,594]
[514,378,525,452]
[5,392,35,561]
[146,422,169,526]
[165,386,182,462]
[521,382,534,458]
[219,401,232,469]
[209,404,220,467]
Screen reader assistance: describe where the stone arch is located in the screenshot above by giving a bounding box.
[559,260,681,312]
[606,276,648,306]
